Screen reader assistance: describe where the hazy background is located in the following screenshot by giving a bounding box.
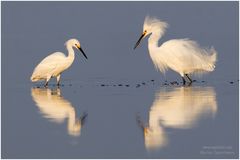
[2,1,239,159]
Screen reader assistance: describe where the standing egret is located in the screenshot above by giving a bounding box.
[31,88,88,137]
[134,16,217,84]
[31,38,88,87]
[137,86,217,150]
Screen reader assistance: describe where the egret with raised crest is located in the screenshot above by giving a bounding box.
[134,16,217,85]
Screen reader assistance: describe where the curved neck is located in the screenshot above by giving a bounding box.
[68,108,76,130]
[66,45,75,61]
[148,31,162,49]
[67,108,81,136]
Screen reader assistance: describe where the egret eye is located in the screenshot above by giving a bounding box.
[30,38,87,87]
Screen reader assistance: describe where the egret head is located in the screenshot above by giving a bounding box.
[134,16,168,49]
[68,119,82,137]
[66,38,88,59]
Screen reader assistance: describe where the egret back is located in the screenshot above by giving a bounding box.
[31,88,72,123]
[31,88,81,136]
[151,87,217,129]
[150,39,217,76]
[31,52,66,81]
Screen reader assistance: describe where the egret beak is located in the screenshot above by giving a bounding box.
[134,32,146,49]
[78,47,88,59]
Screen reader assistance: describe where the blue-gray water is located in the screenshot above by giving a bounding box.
[1,1,239,159]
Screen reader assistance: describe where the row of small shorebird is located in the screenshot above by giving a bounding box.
[30,16,217,87]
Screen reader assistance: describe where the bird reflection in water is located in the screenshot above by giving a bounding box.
[137,86,217,151]
[31,88,87,137]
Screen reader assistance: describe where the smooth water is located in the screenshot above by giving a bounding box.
[1,1,239,159]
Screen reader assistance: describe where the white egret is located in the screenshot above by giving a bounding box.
[31,88,87,137]
[31,38,88,87]
[137,86,217,150]
[134,16,217,84]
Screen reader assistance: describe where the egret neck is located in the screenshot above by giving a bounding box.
[148,30,167,73]
[66,43,75,63]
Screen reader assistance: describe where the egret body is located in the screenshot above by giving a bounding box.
[31,88,87,136]
[134,16,217,84]
[137,87,217,150]
[31,38,87,87]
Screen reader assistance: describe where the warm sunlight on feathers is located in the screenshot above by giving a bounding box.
[31,38,87,87]
[143,87,217,150]
[135,16,217,84]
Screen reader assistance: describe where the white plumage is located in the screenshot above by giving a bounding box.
[31,38,87,87]
[134,16,217,84]
[138,86,217,150]
[31,88,87,136]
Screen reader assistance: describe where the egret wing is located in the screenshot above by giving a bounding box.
[31,52,66,80]
[160,39,216,73]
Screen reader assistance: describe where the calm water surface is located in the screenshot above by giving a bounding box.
[2,79,238,158]
[2,1,239,159]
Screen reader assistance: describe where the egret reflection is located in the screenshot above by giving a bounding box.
[138,86,217,151]
[31,88,87,137]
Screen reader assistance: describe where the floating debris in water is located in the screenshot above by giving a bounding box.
[151,79,155,82]
[101,84,105,87]
[163,83,168,86]
[125,85,130,87]
[136,84,141,88]
[142,82,146,85]
[201,80,205,83]
[229,81,234,84]
[118,84,123,86]
[170,81,179,85]
[192,80,197,82]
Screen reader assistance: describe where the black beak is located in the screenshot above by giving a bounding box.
[78,47,88,59]
[134,32,146,49]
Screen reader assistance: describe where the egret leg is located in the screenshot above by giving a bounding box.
[57,74,61,86]
[44,76,51,87]
[185,74,193,83]
[44,81,49,87]
[182,77,186,85]
[56,88,61,96]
